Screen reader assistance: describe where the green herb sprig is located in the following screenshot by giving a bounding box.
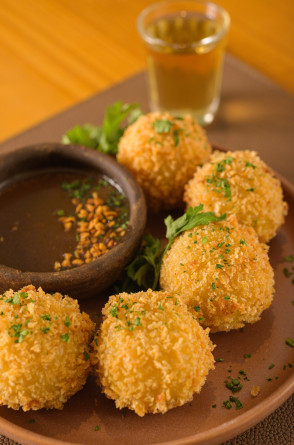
[62,101,142,155]
[116,205,226,292]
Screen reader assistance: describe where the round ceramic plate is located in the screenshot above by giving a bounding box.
[0,160,293,445]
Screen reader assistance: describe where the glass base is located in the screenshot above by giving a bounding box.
[149,96,220,127]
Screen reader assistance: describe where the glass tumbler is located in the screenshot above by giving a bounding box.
[137,0,230,125]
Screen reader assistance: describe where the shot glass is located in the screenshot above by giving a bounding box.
[137,0,230,125]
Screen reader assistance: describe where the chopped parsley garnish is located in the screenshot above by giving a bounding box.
[285,337,294,348]
[134,316,141,326]
[244,353,251,359]
[229,396,243,410]
[152,119,172,133]
[224,296,230,300]
[268,363,275,370]
[225,379,243,393]
[207,176,231,198]
[41,327,50,334]
[246,188,255,192]
[61,333,70,342]
[94,425,99,431]
[193,306,201,312]
[19,292,28,299]
[212,282,216,290]
[202,236,208,244]
[13,293,19,304]
[110,305,118,318]
[284,255,294,262]
[56,209,65,216]
[216,358,224,362]
[240,239,246,245]
[215,264,224,270]
[283,268,291,278]
[84,351,90,361]
[8,324,29,343]
[28,419,35,424]
[223,400,232,409]
[64,315,71,327]
[245,161,256,169]
[213,157,234,173]
[173,129,180,146]
[40,314,51,321]
[158,302,164,311]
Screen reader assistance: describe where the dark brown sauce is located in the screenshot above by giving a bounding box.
[0,170,129,272]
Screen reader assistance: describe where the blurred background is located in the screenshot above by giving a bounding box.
[1,0,293,143]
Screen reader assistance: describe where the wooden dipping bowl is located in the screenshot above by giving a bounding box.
[0,143,146,299]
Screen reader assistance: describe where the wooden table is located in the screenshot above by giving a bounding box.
[0,0,293,143]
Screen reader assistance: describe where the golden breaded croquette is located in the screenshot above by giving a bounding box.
[184,150,288,243]
[0,285,94,411]
[92,290,215,416]
[117,112,211,211]
[160,215,275,332]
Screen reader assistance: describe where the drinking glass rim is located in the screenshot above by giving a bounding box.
[137,0,230,50]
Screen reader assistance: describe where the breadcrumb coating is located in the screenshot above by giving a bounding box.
[184,150,288,243]
[92,290,215,416]
[117,112,211,211]
[160,215,275,332]
[0,285,94,411]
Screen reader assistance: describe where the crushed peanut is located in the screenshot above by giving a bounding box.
[54,178,129,271]
[250,386,260,397]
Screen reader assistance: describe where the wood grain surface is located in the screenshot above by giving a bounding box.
[0,0,293,143]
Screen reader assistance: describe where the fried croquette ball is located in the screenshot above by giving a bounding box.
[0,285,95,411]
[92,290,215,416]
[160,215,275,332]
[184,150,288,243]
[117,112,211,211]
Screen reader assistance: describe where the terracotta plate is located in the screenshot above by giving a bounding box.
[0,159,293,445]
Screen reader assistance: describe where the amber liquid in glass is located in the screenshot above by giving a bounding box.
[145,13,225,124]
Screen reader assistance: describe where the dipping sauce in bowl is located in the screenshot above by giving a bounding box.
[0,171,129,272]
[0,143,146,299]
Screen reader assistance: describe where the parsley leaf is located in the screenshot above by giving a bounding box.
[164,205,226,255]
[60,333,70,342]
[115,206,226,292]
[62,101,142,155]
[119,234,163,292]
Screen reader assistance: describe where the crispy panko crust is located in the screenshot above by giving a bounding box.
[92,290,215,416]
[160,215,275,332]
[184,150,288,243]
[117,112,211,211]
[0,285,94,411]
